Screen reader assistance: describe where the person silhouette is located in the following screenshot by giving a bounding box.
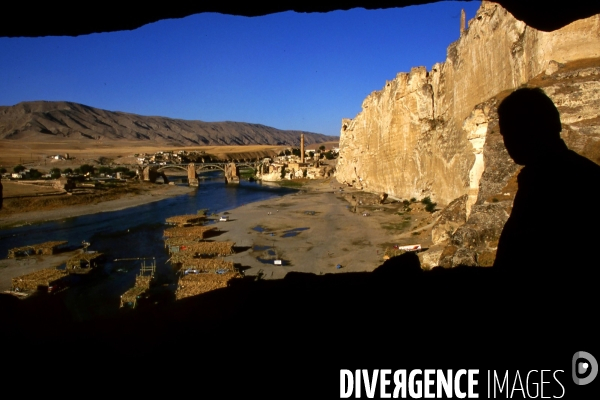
[493,88,600,281]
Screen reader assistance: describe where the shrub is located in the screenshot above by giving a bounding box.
[50,168,61,178]
[98,166,113,175]
[28,169,42,179]
[425,202,437,213]
[420,196,437,212]
[80,164,95,175]
[410,197,417,203]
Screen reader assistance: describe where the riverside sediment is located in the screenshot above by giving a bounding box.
[0,184,195,229]
[212,179,436,278]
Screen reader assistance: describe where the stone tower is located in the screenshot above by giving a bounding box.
[301,134,305,163]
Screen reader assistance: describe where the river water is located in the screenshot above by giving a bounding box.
[0,172,296,320]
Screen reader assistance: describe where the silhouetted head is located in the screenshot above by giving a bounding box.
[498,88,563,165]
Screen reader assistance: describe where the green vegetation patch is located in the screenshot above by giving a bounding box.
[240,168,256,178]
[381,219,411,231]
[420,196,437,213]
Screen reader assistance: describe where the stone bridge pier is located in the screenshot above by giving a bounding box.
[188,163,199,186]
[224,162,240,184]
[142,166,169,184]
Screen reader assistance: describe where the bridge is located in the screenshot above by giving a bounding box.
[154,162,258,174]
[110,162,259,174]
[108,162,263,185]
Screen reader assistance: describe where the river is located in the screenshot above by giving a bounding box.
[0,172,296,320]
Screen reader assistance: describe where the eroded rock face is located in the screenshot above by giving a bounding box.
[336,2,600,206]
[336,1,600,268]
[439,61,600,268]
[431,194,468,245]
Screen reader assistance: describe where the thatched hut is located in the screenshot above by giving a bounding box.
[66,251,104,274]
[168,255,234,273]
[165,215,206,227]
[11,268,68,293]
[163,225,217,239]
[166,241,235,257]
[175,271,241,301]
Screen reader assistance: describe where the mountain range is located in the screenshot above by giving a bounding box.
[0,101,337,146]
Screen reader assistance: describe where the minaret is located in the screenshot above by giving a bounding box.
[301,134,305,163]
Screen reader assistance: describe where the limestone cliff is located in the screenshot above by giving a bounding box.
[431,60,600,268]
[336,1,600,208]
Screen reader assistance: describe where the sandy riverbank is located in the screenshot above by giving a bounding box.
[214,178,436,278]
[0,184,195,228]
[0,178,438,287]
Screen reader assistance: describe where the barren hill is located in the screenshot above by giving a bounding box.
[0,101,337,146]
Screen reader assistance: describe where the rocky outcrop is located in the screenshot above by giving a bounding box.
[337,1,600,268]
[431,60,600,268]
[430,194,468,245]
[336,2,600,206]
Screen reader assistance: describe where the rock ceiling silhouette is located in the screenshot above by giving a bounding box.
[1,1,599,37]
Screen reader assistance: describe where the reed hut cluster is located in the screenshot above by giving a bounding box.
[7,241,68,258]
[164,213,241,300]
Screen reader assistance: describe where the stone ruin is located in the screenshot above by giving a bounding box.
[187,163,198,186]
[224,162,240,184]
[141,165,169,184]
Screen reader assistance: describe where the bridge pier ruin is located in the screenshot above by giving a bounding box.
[224,162,240,184]
[142,166,169,184]
[187,163,199,186]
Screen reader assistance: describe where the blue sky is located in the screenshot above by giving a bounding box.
[0,1,481,137]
